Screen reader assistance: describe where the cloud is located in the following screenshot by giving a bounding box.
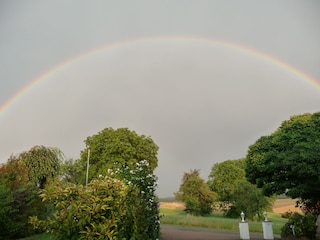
[1,42,319,196]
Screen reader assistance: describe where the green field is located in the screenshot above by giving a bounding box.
[160,208,288,235]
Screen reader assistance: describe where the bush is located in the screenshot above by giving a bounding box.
[282,210,294,219]
[0,183,44,239]
[30,177,129,240]
[281,212,317,240]
[30,160,160,240]
[0,158,46,239]
[113,160,160,239]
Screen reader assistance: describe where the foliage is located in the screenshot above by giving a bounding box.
[78,127,159,184]
[30,176,129,240]
[0,155,29,188]
[225,181,275,220]
[113,160,160,239]
[281,212,317,239]
[59,158,83,184]
[246,112,320,214]
[175,169,216,216]
[0,183,19,240]
[0,158,46,239]
[282,210,294,219]
[207,159,246,201]
[30,160,160,239]
[19,145,65,189]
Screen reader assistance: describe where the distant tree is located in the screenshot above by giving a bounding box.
[246,112,320,214]
[19,145,64,189]
[59,158,82,184]
[226,181,275,220]
[0,156,29,189]
[175,169,216,216]
[79,127,159,183]
[207,159,246,201]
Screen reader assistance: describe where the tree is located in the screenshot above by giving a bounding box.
[246,112,320,213]
[207,159,246,201]
[226,181,274,220]
[0,155,29,189]
[19,145,64,189]
[59,158,83,184]
[175,169,216,216]
[80,127,159,183]
[0,156,45,239]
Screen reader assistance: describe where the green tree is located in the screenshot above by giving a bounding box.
[79,127,159,183]
[175,169,216,216]
[59,158,83,184]
[226,181,274,220]
[19,145,64,189]
[207,159,246,201]
[246,112,320,214]
[0,157,45,239]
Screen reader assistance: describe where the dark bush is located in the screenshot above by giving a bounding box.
[0,183,44,239]
[282,210,294,219]
[281,212,316,240]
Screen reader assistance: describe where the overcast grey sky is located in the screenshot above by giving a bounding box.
[1,1,319,197]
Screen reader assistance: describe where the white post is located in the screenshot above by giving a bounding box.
[85,147,90,185]
[239,211,250,240]
[262,212,274,240]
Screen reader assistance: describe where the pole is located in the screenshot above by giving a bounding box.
[86,147,90,185]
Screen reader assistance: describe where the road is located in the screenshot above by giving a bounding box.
[160,225,280,240]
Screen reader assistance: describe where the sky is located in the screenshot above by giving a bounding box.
[0,1,319,197]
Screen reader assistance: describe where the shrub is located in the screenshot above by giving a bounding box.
[30,177,129,240]
[30,160,160,240]
[281,212,316,240]
[225,181,274,220]
[0,158,45,239]
[114,160,160,239]
[282,210,294,219]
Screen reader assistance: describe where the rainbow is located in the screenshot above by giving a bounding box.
[1,35,319,116]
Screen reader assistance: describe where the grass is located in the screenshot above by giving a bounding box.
[160,208,288,235]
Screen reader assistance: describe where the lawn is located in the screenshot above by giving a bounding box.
[159,198,301,235]
[159,208,288,234]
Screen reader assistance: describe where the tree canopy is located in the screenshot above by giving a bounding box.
[80,127,159,182]
[226,181,274,220]
[207,159,246,201]
[175,169,216,216]
[19,145,64,189]
[246,112,320,213]
[0,152,49,239]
